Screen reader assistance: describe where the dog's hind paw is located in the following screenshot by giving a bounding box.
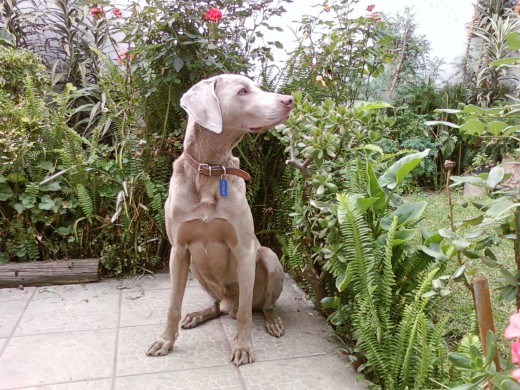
[265,317,285,337]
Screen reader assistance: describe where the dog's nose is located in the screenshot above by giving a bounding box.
[281,96,293,107]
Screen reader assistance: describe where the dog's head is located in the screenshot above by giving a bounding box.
[180,74,293,134]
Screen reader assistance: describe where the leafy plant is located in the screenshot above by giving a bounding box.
[280,0,393,106]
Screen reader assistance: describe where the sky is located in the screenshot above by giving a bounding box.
[272,0,475,80]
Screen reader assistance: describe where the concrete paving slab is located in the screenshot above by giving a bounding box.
[0,329,116,389]
[114,365,242,390]
[239,353,366,390]
[0,273,366,390]
[117,321,231,376]
[15,288,120,336]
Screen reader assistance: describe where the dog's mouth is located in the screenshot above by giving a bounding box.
[248,113,291,133]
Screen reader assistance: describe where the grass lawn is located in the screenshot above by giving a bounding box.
[408,190,516,352]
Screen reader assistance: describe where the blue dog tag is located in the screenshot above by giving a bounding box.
[219,177,228,197]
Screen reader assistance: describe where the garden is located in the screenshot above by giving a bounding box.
[1,0,520,388]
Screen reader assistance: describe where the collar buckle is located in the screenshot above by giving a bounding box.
[197,163,209,174]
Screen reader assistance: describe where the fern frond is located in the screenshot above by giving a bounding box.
[336,193,383,337]
[76,183,93,221]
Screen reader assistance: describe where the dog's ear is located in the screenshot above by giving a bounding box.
[180,77,222,134]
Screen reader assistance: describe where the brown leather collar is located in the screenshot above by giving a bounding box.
[184,152,251,181]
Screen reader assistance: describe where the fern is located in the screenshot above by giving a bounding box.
[336,193,384,338]
[76,184,94,221]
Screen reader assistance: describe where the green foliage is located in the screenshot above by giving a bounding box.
[448,330,520,389]
[276,93,446,387]
[0,46,50,99]
[124,0,290,137]
[281,0,393,106]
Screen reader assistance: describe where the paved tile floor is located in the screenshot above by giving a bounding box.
[0,273,366,390]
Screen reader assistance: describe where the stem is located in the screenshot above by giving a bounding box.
[515,206,520,310]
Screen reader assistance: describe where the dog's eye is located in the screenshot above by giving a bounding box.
[238,88,248,95]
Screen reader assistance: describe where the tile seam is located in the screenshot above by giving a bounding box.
[111,284,123,390]
[0,287,37,358]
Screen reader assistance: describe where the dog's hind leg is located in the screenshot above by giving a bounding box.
[181,269,224,328]
[257,247,285,337]
[181,301,221,328]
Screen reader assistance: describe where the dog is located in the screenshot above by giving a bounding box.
[146,74,293,366]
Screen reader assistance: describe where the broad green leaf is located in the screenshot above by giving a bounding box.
[173,57,184,72]
[448,352,472,369]
[453,264,466,279]
[439,228,457,239]
[499,285,517,303]
[486,121,507,135]
[355,197,378,213]
[462,105,486,114]
[499,378,520,390]
[366,159,386,212]
[355,101,392,110]
[486,198,519,218]
[0,28,15,46]
[441,139,456,158]
[38,195,56,210]
[484,330,497,364]
[485,166,504,188]
[336,264,353,292]
[503,125,520,136]
[450,175,484,187]
[490,57,520,67]
[419,244,446,260]
[7,173,27,183]
[507,31,520,50]
[394,229,416,242]
[378,149,430,190]
[0,183,13,201]
[453,239,470,251]
[13,203,25,213]
[385,202,427,228]
[460,119,485,135]
[0,175,6,183]
[310,200,333,211]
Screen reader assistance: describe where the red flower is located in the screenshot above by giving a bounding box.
[203,8,222,22]
[111,8,122,18]
[366,4,375,12]
[89,6,105,19]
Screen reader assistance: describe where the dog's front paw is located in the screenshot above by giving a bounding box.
[146,332,177,357]
[230,343,254,366]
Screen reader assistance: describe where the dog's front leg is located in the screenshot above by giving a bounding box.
[146,246,189,356]
[230,244,256,366]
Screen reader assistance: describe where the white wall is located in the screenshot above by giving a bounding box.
[272,0,475,81]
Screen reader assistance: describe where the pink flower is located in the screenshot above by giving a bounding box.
[512,368,520,381]
[512,340,520,364]
[367,4,375,12]
[202,8,222,22]
[89,6,105,19]
[111,8,122,18]
[117,48,133,62]
[505,310,520,339]
[368,12,381,22]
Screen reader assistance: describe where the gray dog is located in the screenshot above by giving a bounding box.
[146,74,294,366]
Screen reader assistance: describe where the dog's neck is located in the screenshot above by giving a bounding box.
[184,120,244,165]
